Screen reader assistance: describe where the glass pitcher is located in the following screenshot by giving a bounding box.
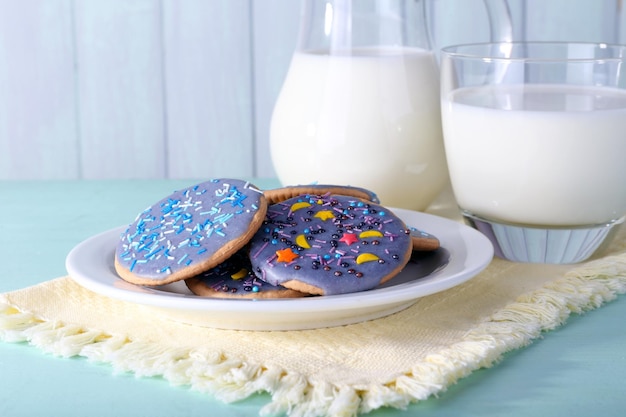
[270,0,512,211]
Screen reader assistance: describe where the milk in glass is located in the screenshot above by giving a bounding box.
[270,47,448,210]
[442,84,626,226]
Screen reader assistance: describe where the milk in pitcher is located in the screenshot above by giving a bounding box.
[270,47,448,210]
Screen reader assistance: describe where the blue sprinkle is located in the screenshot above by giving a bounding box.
[177,253,189,265]
[197,248,207,255]
[214,213,234,224]
[144,246,162,259]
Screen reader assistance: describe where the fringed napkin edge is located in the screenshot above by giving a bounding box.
[2,253,626,417]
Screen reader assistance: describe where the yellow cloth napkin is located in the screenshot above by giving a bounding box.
[2,227,626,417]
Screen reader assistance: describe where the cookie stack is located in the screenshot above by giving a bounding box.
[114,179,439,299]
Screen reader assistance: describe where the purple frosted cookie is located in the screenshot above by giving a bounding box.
[185,249,306,299]
[410,227,440,251]
[114,179,267,286]
[248,194,412,295]
[264,184,380,205]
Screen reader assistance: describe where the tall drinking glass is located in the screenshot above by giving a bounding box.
[440,42,626,263]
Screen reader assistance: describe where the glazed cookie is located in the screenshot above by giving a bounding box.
[410,228,440,252]
[115,179,267,286]
[185,249,306,299]
[264,184,380,205]
[248,194,412,295]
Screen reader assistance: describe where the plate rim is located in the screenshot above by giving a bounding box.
[65,209,494,316]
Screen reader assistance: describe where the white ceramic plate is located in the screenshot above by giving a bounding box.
[66,209,493,331]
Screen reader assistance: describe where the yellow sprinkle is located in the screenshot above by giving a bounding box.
[356,253,380,264]
[314,210,335,221]
[290,201,312,212]
[359,230,384,238]
[231,268,248,280]
[296,234,311,249]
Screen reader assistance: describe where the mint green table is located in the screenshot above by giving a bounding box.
[1,180,624,417]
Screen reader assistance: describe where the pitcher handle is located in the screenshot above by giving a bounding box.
[484,0,513,42]
[425,0,514,60]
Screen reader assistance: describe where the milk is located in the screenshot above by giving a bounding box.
[270,47,448,211]
[442,84,626,226]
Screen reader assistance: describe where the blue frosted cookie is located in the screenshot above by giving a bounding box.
[248,194,412,295]
[114,179,267,286]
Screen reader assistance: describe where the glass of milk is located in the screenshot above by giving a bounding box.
[440,42,626,263]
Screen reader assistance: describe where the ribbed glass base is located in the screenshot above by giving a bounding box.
[462,211,624,264]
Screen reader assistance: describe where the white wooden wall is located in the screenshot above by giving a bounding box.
[0,0,623,180]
